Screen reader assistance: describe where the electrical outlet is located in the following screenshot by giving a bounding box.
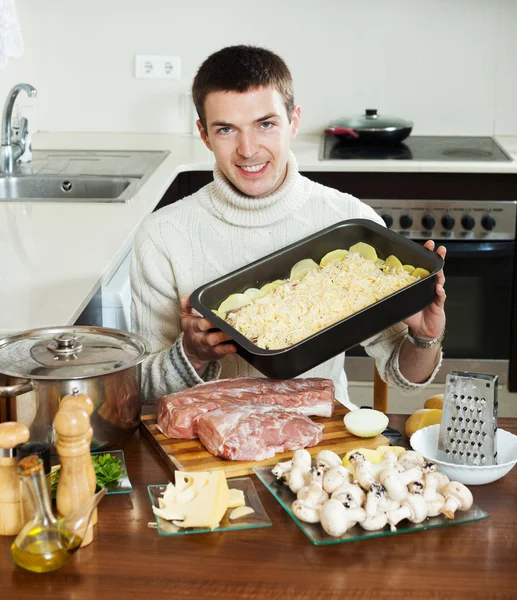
[134,55,181,80]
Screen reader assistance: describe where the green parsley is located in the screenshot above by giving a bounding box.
[50,453,125,493]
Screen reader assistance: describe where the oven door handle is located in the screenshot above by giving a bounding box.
[438,240,515,258]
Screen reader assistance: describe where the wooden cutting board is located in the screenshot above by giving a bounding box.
[140,405,389,478]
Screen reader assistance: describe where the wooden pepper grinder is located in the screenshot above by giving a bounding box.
[54,405,95,547]
[59,392,97,526]
[0,422,30,535]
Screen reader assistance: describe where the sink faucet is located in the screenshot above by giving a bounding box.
[0,83,38,174]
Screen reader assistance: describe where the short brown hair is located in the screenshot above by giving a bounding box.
[192,45,295,131]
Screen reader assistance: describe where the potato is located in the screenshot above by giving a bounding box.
[424,394,444,410]
[385,255,403,271]
[405,408,442,438]
[243,287,267,300]
[320,249,349,267]
[374,445,406,459]
[290,258,319,281]
[342,447,383,477]
[412,267,431,278]
[211,309,227,320]
[403,264,415,273]
[260,279,287,294]
[349,242,377,262]
[218,293,251,314]
[343,408,389,438]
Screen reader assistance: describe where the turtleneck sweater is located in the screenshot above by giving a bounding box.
[131,151,441,406]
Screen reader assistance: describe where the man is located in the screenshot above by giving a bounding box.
[131,45,446,408]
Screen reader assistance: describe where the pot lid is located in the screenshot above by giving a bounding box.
[332,109,413,131]
[0,326,149,380]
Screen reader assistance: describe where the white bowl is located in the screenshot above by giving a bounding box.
[410,425,517,485]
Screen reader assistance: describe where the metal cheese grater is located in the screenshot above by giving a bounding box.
[437,371,498,466]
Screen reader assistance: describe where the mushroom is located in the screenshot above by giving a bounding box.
[285,465,311,494]
[315,450,342,472]
[272,449,311,481]
[348,452,378,491]
[319,499,366,537]
[360,512,388,531]
[398,450,425,471]
[292,483,326,523]
[386,492,428,531]
[378,466,423,502]
[440,482,473,519]
[322,466,352,494]
[331,482,366,508]
[297,467,328,503]
[420,468,446,517]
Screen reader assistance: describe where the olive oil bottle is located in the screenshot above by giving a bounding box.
[10,456,105,573]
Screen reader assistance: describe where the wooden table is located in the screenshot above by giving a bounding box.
[1,415,516,600]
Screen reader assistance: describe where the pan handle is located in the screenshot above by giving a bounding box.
[0,380,34,397]
[324,126,359,138]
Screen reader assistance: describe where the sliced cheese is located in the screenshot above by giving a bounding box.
[228,488,246,508]
[229,506,255,520]
[152,471,230,531]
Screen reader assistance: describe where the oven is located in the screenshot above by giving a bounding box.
[345,198,517,384]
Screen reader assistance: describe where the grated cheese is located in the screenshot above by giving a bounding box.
[225,253,419,350]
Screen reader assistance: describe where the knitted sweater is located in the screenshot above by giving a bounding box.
[130,152,441,407]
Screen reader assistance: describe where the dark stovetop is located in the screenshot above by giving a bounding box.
[319,135,513,162]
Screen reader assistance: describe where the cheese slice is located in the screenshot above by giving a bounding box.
[152,471,230,531]
[228,488,245,508]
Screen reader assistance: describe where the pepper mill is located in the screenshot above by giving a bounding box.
[59,392,97,526]
[0,421,30,535]
[54,405,95,547]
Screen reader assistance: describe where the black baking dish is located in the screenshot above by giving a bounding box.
[190,218,444,379]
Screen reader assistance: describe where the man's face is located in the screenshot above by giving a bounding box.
[198,86,300,198]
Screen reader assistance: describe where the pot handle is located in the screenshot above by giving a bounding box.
[324,126,359,138]
[0,381,34,397]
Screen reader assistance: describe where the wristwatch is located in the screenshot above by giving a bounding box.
[407,328,445,349]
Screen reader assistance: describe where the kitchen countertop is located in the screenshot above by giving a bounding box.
[1,413,516,600]
[1,132,516,334]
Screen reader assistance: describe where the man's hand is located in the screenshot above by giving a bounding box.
[403,240,447,340]
[180,295,238,373]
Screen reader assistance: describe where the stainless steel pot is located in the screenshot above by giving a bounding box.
[0,326,149,451]
[324,108,413,144]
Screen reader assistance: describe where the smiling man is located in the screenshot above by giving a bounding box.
[131,45,446,407]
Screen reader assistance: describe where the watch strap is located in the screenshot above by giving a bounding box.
[407,328,445,349]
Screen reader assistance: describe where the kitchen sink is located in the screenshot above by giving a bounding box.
[0,149,168,203]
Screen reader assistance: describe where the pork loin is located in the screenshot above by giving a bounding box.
[156,377,335,439]
[196,405,324,461]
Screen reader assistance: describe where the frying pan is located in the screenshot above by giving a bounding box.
[325,108,413,144]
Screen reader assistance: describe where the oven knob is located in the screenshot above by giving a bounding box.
[461,215,475,231]
[399,214,413,229]
[422,215,435,231]
[381,214,393,228]
[481,215,496,231]
[441,215,455,230]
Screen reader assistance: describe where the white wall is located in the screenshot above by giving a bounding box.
[1,0,516,136]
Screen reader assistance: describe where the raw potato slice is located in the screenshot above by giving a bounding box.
[375,258,385,266]
[228,488,246,509]
[385,255,403,271]
[320,249,349,267]
[375,445,406,459]
[342,447,382,477]
[412,267,430,278]
[424,394,444,410]
[260,279,286,294]
[211,309,227,320]
[229,506,255,520]
[244,287,267,300]
[403,264,415,273]
[405,408,442,438]
[218,293,251,314]
[343,408,389,438]
[349,242,377,262]
[290,258,319,281]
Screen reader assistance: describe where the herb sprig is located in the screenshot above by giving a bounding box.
[50,453,125,493]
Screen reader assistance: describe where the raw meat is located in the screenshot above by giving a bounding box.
[156,377,335,439]
[196,405,324,461]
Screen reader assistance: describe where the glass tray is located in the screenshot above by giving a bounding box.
[148,476,272,536]
[51,449,133,498]
[254,466,489,546]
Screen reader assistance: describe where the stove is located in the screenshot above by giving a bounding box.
[319,135,513,162]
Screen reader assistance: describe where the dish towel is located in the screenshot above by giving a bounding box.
[0,0,24,69]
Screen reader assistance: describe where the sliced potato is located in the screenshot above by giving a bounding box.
[218,293,251,314]
[385,255,403,271]
[211,309,227,320]
[243,287,267,300]
[290,258,319,281]
[374,445,406,459]
[412,267,430,278]
[260,279,286,294]
[403,264,415,273]
[375,258,385,266]
[320,249,349,267]
[349,242,377,262]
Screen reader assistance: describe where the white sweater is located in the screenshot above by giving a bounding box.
[131,152,441,406]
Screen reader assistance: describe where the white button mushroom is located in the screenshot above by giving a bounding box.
[360,512,388,531]
[315,450,342,472]
[398,450,425,471]
[322,466,352,494]
[272,449,312,481]
[319,499,366,537]
[292,482,327,523]
[285,464,311,494]
[378,466,423,502]
[440,482,474,519]
[386,492,428,531]
[331,482,366,508]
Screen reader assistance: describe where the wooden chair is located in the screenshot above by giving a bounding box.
[373,364,388,413]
